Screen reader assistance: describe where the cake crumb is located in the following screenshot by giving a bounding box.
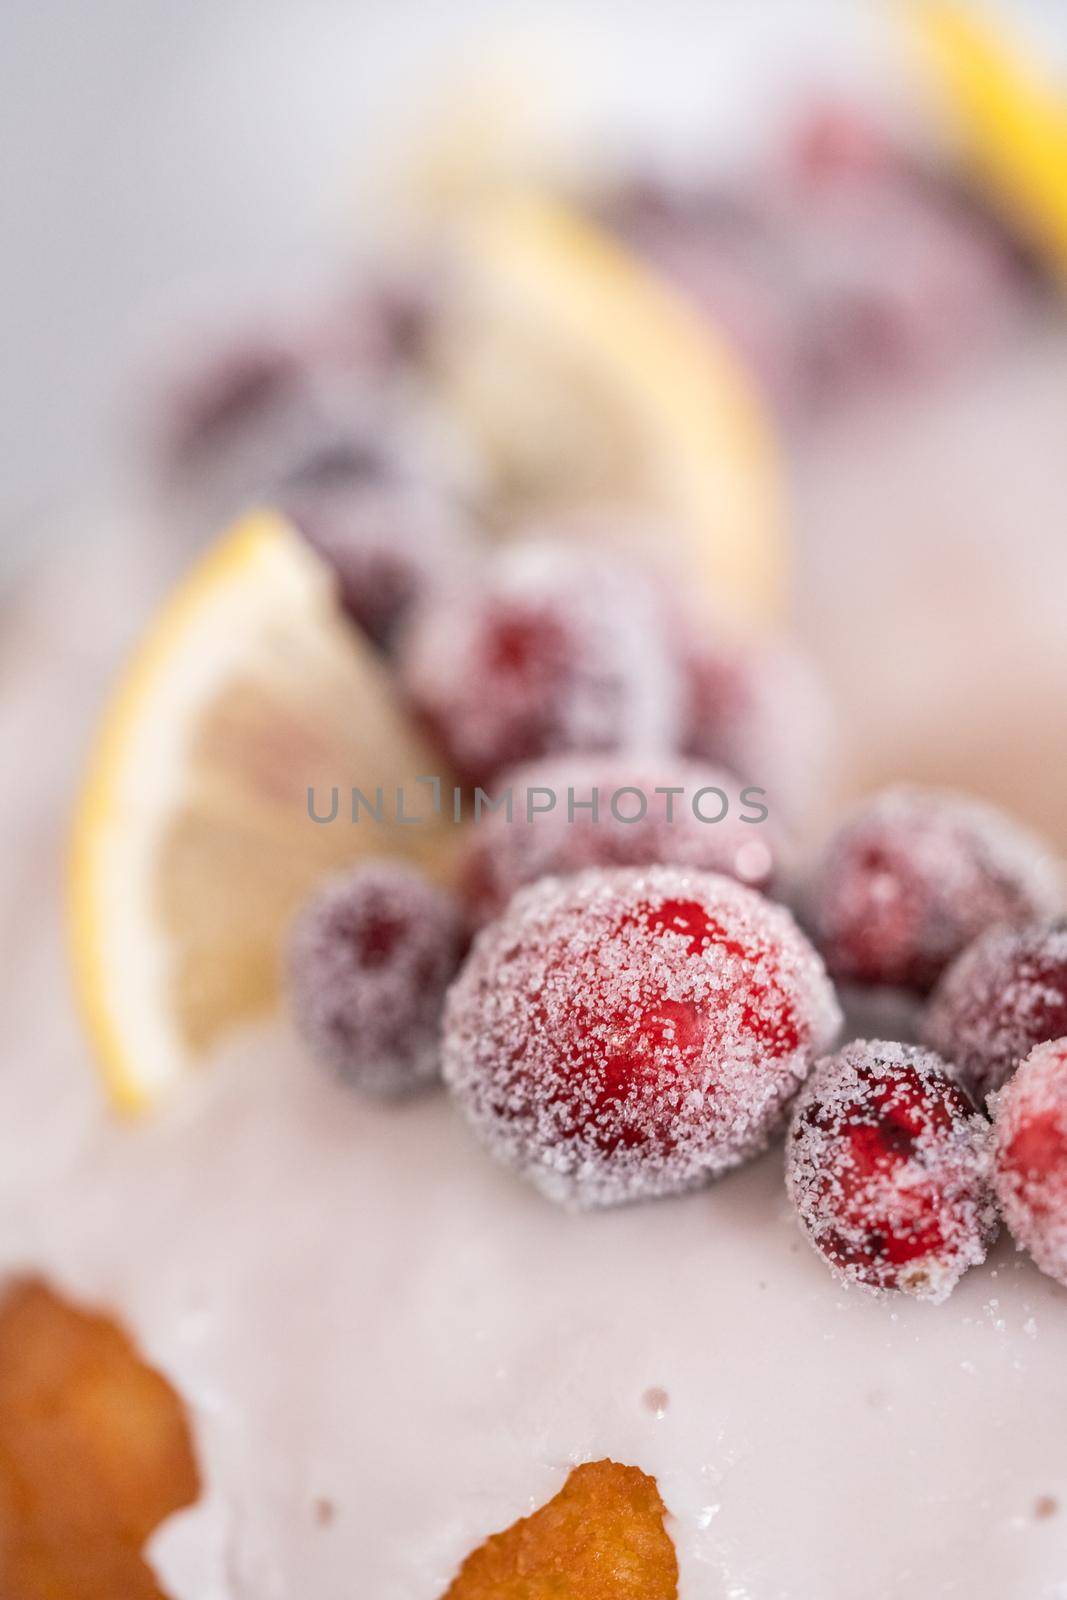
[314,1496,336,1527]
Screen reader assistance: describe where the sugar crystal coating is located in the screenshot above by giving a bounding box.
[459,754,785,928]
[396,540,682,786]
[924,920,1067,1104]
[786,1040,996,1303]
[443,865,841,1206]
[782,105,1025,399]
[284,476,476,651]
[288,861,464,1095]
[809,786,1063,995]
[991,1038,1067,1289]
[158,324,309,473]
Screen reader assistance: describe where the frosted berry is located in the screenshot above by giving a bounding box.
[442,865,840,1206]
[288,862,464,1095]
[151,271,447,504]
[788,102,896,188]
[160,327,309,473]
[925,921,1067,1105]
[683,636,831,823]
[991,1039,1067,1288]
[459,755,784,928]
[792,163,1021,400]
[284,476,476,651]
[316,272,441,375]
[396,540,682,786]
[809,786,1062,995]
[787,1040,996,1303]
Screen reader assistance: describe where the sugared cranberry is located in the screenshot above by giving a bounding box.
[151,270,447,504]
[459,755,785,928]
[442,865,840,1206]
[788,102,896,188]
[787,1040,996,1302]
[151,317,389,520]
[288,861,464,1095]
[397,541,682,786]
[791,163,1021,400]
[283,476,476,651]
[160,328,310,473]
[313,272,441,375]
[925,921,1067,1105]
[683,635,832,823]
[991,1039,1067,1288]
[808,787,1062,996]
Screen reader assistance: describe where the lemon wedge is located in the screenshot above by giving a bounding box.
[907,1,1067,277]
[433,191,786,628]
[70,511,452,1111]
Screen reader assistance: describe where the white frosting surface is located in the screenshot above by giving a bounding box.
[5,1019,1067,1599]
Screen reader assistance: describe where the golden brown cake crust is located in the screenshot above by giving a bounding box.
[0,1277,199,1600]
[442,1458,678,1599]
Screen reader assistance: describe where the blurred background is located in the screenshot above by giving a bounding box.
[3,0,1067,839]
[0,0,1058,543]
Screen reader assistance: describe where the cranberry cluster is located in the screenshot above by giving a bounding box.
[145,92,1061,1305]
[279,503,1067,1305]
[287,758,1067,1305]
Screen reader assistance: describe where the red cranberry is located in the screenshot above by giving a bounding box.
[287,861,464,1095]
[792,165,1021,400]
[924,921,1067,1104]
[152,273,442,502]
[442,865,840,1206]
[283,477,476,651]
[314,272,441,375]
[788,102,896,188]
[397,541,682,786]
[459,755,784,928]
[787,1040,996,1302]
[991,1039,1067,1288]
[809,787,1062,996]
[160,328,309,472]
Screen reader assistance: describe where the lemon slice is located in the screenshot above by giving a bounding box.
[70,511,452,1111]
[433,191,786,628]
[907,2,1067,277]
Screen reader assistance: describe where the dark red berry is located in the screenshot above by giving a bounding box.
[925,921,1067,1104]
[793,161,1021,400]
[161,330,308,472]
[809,787,1062,995]
[787,1040,996,1302]
[397,541,682,786]
[458,755,784,928]
[788,102,895,188]
[991,1038,1067,1288]
[288,861,464,1095]
[284,477,475,651]
[442,865,840,1206]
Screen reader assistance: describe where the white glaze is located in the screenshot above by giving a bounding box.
[4,1019,1067,1599]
